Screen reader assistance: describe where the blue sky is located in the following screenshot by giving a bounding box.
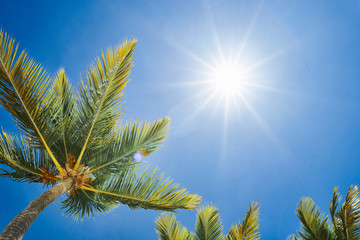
[1,0,360,239]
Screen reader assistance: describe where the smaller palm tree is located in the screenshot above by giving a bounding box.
[155,202,260,240]
[290,185,360,240]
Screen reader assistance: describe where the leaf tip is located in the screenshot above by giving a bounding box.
[163,116,171,125]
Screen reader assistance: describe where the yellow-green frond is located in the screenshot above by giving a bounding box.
[226,202,260,240]
[155,213,193,240]
[81,167,201,212]
[154,203,261,240]
[295,197,335,240]
[343,185,360,239]
[0,30,63,173]
[195,205,224,240]
[51,69,77,164]
[0,131,57,185]
[329,187,343,239]
[89,117,170,175]
[60,187,114,220]
[74,40,137,170]
[333,186,360,239]
[60,166,200,220]
[293,187,360,240]
[286,235,300,240]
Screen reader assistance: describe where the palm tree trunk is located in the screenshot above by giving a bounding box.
[0,178,74,240]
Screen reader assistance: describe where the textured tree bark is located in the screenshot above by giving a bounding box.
[0,177,74,240]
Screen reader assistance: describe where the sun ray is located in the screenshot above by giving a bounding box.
[173,91,219,135]
[207,11,226,65]
[164,4,295,158]
[242,81,306,97]
[165,38,217,72]
[242,44,294,73]
[238,94,286,154]
[234,2,263,63]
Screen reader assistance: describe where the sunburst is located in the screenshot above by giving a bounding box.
[165,7,295,159]
[208,62,246,98]
[168,37,291,151]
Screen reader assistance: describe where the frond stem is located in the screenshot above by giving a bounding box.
[89,147,136,174]
[1,154,42,177]
[0,57,64,174]
[74,67,114,171]
[81,186,182,210]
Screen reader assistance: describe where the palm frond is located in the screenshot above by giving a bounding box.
[155,213,193,240]
[0,30,63,173]
[74,40,136,170]
[60,187,115,220]
[329,187,344,239]
[0,131,57,185]
[60,166,200,219]
[194,205,224,240]
[286,235,300,240]
[89,117,170,175]
[334,186,360,240]
[226,201,260,240]
[295,197,335,240]
[50,69,77,164]
[80,166,201,213]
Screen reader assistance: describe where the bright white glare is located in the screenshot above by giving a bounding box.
[210,64,244,96]
[164,5,296,166]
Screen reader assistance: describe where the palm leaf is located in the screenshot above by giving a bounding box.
[286,235,300,240]
[80,166,201,212]
[155,213,193,240]
[50,69,76,164]
[194,205,224,240]
[226,201,260,240]
[0,30,63,173]
[0,131,57,185]
[329,187,344,239]
[60,166,200,219]
[60,187,115,220]
[295,197,335,240]
[74,40,136,170]
[89,117,170,175]
[334,186,360,240]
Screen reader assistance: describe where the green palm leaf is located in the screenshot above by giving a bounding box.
[89,117,170,175]
[329,187,344,239]
[74,40,136,170]
[60,166,200,219]
[155,203,261,240]
[195,205,224,240]
[156,213,193,240]
[60,187,114,220]
[51,69,76,164]
[226,201,260,240]
[333,186,360,240]
[287,235,300,240]
[87,166,201,211]
[0,131,57,184]
[293,187,360,240]
[295,197,335,240]
[0,30,63,173]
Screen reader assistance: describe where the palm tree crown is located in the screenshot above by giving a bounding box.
[290,185,360,240]
[0,29,201,237]
[155,202,260,240]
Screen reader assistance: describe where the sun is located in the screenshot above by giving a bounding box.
[210,63,245,97]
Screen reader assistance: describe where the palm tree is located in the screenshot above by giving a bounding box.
[155,202,260,240]
[289,185,360,240]
[0,30,201,239]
